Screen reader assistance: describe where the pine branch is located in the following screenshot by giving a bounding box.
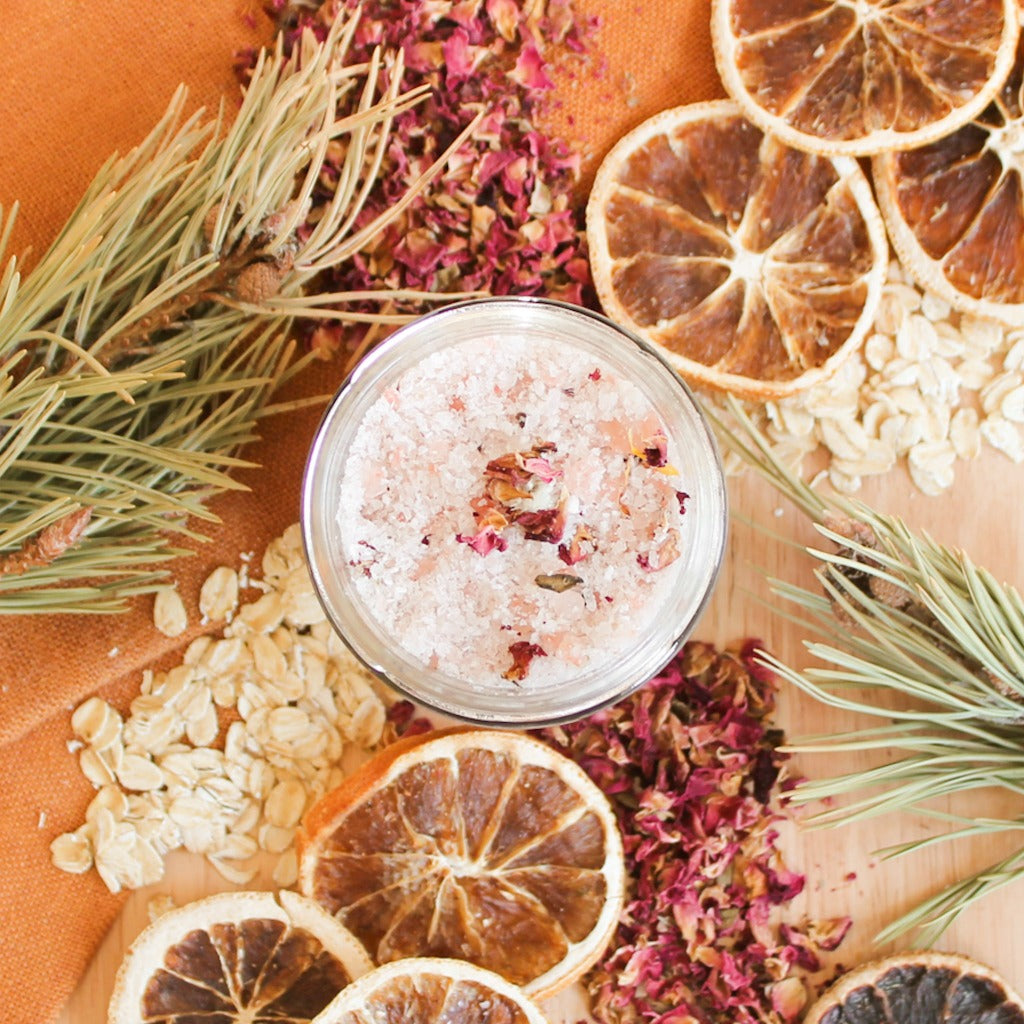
[708,397,1024,946]
[0,11,476,614]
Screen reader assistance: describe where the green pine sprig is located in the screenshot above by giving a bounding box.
[0,11,478,614]
[708,397,1024,946]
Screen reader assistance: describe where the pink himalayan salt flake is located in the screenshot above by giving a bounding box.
[338,335,690,688]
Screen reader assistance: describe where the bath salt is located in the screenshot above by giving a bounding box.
[337,334,693,687]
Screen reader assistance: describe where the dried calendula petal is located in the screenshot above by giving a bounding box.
[199,565,239,623]
[153,587,188,638]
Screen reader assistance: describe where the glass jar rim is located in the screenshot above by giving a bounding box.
[301,296,728,727]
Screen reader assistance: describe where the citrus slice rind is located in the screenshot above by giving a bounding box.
[586,100,888,401]
[804,952,1024,1024]
[874,36,1024,326]
[107,890,374,1024]
[711,0,1021,157]
[311,957,553,1024]
[297,727,625,1001]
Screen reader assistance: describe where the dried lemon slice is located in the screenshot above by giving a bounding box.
[314,958,553,1024]
[875,37,1024,325]
[805,952,1024,1024]
[297,727,625,1000]
[586,100,888,400]
[107,890,372,1024]
[711,0,1020,156]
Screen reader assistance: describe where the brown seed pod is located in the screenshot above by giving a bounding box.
[233,261,286,305]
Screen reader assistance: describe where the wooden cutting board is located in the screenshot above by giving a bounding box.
[57,452,1024,1021]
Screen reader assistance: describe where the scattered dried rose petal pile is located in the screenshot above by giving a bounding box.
[534,641,851,1024]
[268,0,595,358]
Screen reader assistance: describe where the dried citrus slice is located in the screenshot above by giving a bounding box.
[296,727,625,1000]
[875,36,1024,325]
[711,0,1020,156]
[586,100,888,400]
[107,890,373,1024]
[804,952,1024,1024]
[313,958,553,1024]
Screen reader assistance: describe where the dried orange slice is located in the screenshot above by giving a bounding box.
[296,727,625,1000]
[875,37,1024,325]
[107,890,372,1024]
[711,0,1020,157]
[804,952,1024,1024]
[314,958,553,1024]
[586,100,888,400]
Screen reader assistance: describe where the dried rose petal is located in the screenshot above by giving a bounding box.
[515,506,566,543]
[771,976,808,1021]
[269,0,598,353]
[502,641,546,682]
[536,641,852,1024]
[463,445,569,547]
[455,525,508,557]
[558,524,596,566]
[632,429,669,468]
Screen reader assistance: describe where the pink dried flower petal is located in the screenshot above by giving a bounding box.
[510,42,554,90]
[486,0,521,41]
[455,525,507,556]
[535,641,852,1024]
[503,640,546,682]
[771,977,808,1021]
[441,27,480,82]
[521,456,559,481]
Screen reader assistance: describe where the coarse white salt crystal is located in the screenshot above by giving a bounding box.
[337,335,693,688]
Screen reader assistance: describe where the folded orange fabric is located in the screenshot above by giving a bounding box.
[0,2,722,1021]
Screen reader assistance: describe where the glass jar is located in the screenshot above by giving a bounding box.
[302,297,727,727]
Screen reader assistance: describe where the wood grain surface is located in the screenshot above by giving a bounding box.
[57,451,1024,1022]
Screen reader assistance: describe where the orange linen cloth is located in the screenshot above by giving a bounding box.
[0,2,721,1021]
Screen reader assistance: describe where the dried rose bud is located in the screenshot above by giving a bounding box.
[535,573,583,593]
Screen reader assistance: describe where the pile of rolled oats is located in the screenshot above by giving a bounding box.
[50,524,390,893]
[715,261,1024,496]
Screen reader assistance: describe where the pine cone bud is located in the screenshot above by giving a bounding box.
[823,512,878,550]
[233,261,286,305]
[203,203,223,250]
[868,573,911,609]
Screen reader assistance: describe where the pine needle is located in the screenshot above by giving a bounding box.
[708,397,1024,946]
[0,11,473,613]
